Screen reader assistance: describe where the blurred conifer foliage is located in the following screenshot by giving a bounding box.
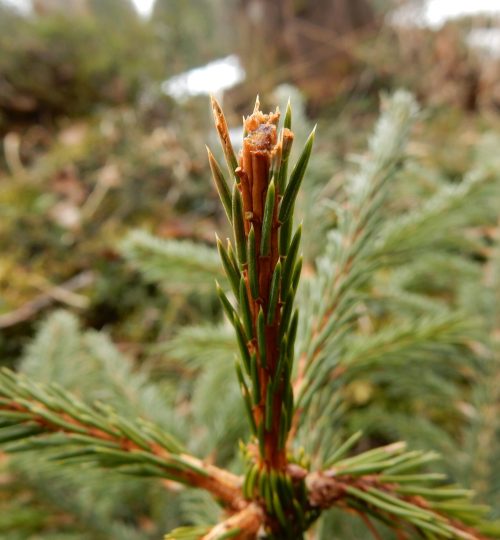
[0,91,499,538]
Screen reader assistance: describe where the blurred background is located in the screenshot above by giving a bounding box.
[0,0,500,538]
[2,0,500,359]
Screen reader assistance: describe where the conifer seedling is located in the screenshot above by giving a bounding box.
[0,94,499,539]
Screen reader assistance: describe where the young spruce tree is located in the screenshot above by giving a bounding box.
[0,94,499,540]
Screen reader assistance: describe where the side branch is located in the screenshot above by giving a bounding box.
[202,503,264,540]
[0,368,244,511]
[305,470,493,540]
[290,92,420,435]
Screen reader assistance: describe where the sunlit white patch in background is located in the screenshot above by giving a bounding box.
[468,28,500,57]
[425,0,500,28]
[390,0,500,57]
[227,127,244,151]
[130,0,155,18]
[161,55,246,101]
[1,0,30,13]
[391,0,500,28]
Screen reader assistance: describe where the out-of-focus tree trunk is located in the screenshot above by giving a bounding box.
[233,0,380,109]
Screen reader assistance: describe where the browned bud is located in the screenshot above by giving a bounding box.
[241,107,280,224]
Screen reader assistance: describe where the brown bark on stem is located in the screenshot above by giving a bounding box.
[238,106,288,471]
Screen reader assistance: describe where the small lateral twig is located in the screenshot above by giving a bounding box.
[0,379,245,512]
[202,503,264,540]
